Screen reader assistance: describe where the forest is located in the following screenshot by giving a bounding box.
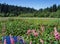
[0,3,60,17]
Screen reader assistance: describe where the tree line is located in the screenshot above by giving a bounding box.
[0,3,36,17]
[0,3,60,17]
[34,4,60,18]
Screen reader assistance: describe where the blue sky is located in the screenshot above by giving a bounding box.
[0,0,60,10]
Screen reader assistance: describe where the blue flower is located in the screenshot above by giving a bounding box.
[19,39,24,44]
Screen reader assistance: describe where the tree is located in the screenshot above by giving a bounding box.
[49,4,57,12]
[52,4,57,12]
[58,5,60,10]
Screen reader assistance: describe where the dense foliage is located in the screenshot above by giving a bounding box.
[0,3,60,17]
[34,4,60,18]
[0,3,36,17]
